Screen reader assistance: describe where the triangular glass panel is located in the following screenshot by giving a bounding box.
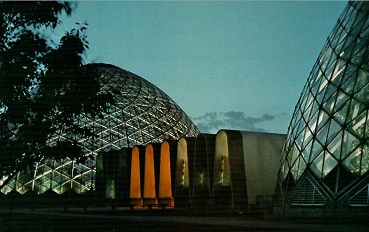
[301,140,313,163]
[315,87,328,106]
[359,143,369,176]
[327,120,342,143]
[348,110,367,139]
[36,185,49,194]
[341,73,358,96]
[356,82,369,107]
[309,76,324,97]
[322,91,337,112]
[287,143,300,169]
[343,145,362,176]
[291,156,307,181]
[290,111,300,130]
[325,51,339,73]
[301,127,313,149]
[60,181,71,193]
[341,129,360,158]
[337,165,356,193]
[51,180,61,192]
[310,140,324,163]
[321,50,334,72]
[294,118,306,139]
[333,100,350,125]
[340,38,356,61]
[316,111,331,133]
[333,33,346,55]
[16,171,33,186]
[330,61,345,86]
[350,12,367,36]
[328,23,343,45]
[299,90,310,110]
[308,111,319,132]
[321,152,338,178]
[315,122,329,145]
[302,99,314,120]
[308,102,320,122]
[323,165,338,194]
[327,130,343,160]
[354,70,369,91]
[323,81,339,102]
[310,151,325,179]
[360,20,369,38]
[352,40,368,65]
[340,6,355,31]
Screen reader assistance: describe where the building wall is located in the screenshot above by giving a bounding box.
[96,148,131,206]
[126,130,286,209]
[0,129,286,210]
[192,134,216,203]
[241,131,286,205]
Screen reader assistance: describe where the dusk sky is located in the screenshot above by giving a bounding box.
[55,1,347,134]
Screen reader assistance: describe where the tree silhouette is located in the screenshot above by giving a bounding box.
[0,1,113,185]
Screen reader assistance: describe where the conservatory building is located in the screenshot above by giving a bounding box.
[0,63,199,197]
[275,1,369,215]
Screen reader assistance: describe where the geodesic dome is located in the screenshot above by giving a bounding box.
[276,1,369,212]
[0,63,199,195]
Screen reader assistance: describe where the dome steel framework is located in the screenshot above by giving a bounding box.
[0,63,199,195]
[276,1,369,211]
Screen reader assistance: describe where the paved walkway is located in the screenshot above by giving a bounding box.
[1,207,368,231]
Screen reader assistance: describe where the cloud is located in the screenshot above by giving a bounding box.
[192,111,277,134]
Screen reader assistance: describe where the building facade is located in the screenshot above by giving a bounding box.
[0,63,199,197]
[275,1,369,215]
[125,130,285,209]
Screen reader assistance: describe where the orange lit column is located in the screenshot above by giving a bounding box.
[158,141,174,207]
[143,144,157,206]
[130,146,142,207]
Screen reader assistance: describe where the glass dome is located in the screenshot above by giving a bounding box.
[0,63,199,195]
[277,1,369,209]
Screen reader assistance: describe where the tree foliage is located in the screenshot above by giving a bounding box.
[0,1,113,179]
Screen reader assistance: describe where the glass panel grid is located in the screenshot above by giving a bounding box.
[1,64,199,195]
[278,2,369,203]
